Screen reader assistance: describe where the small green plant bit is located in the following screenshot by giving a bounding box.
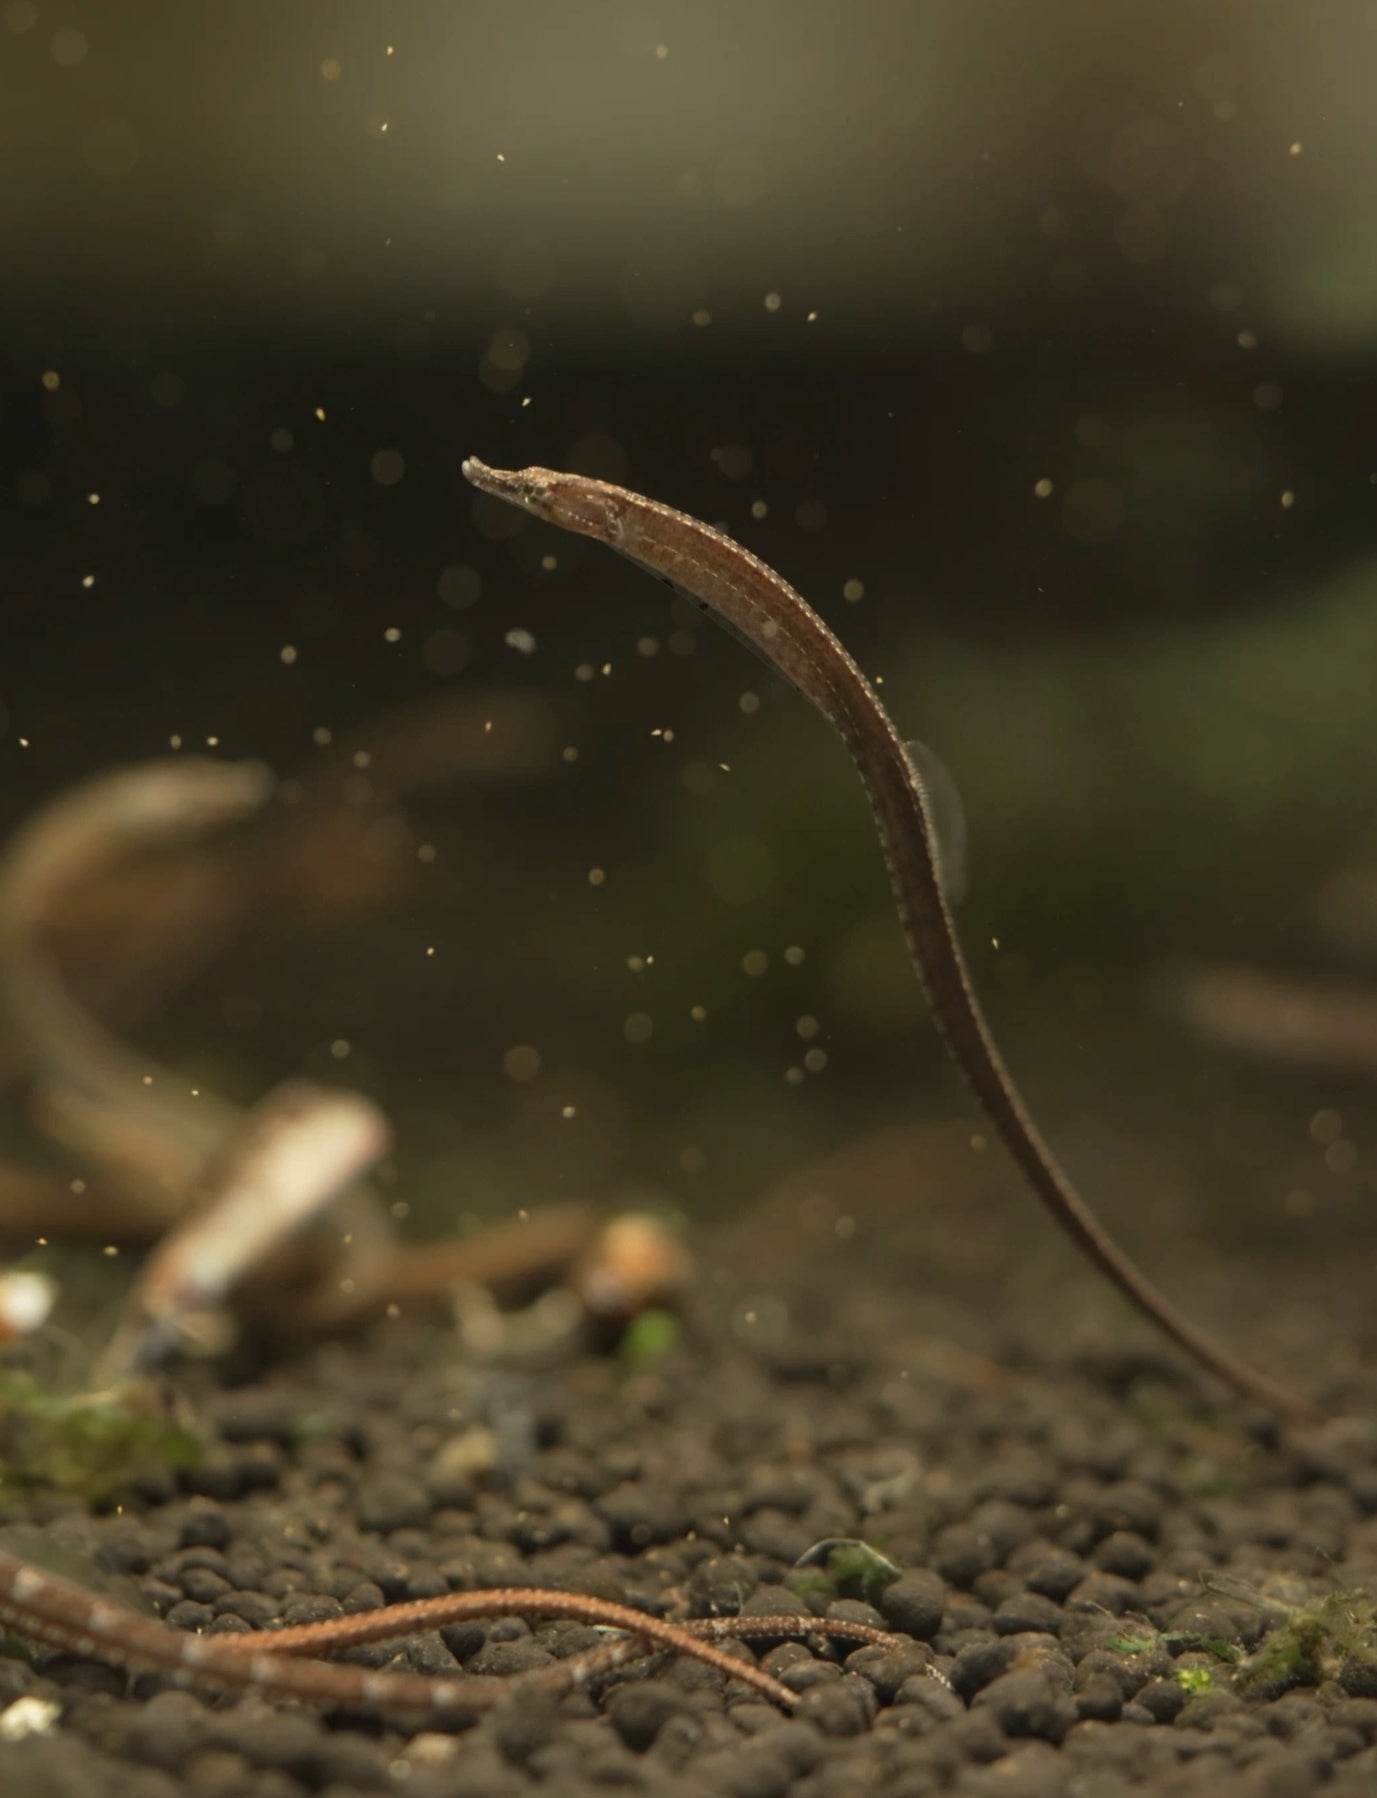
[1235,1591,1377,1702]
[1173,1663,1217,1696]
[0,1372,201,1505]
[463,456,1315,1420]
[791,1538,904,1608]
[1108,1624,1240,1664]
[616,1306,682,1372]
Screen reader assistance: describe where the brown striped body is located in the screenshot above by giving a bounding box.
[462,457,1311,1421]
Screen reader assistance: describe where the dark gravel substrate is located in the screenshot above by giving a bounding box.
[2,1250,1377,1798]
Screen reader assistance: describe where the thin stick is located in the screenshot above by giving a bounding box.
[0,760,275,1203]
[1154,958,1377,1079]
[212,1589,898,1660]
[495,1609,906,1697]
[462,456,1316,1421]
[0,1546,801,1713]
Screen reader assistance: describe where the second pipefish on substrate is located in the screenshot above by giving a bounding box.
[462,455,1313,1422]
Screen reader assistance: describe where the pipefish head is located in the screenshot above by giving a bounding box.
[462,457,627,542]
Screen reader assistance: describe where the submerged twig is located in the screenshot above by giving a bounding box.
[0,760,275,1210]
[0,1541,912,1715]
[1153,957,1377,1081]
[0,759,398,1335]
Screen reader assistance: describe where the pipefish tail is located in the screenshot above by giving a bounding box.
[462,456,1315,1422]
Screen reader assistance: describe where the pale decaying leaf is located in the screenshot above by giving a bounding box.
[133,1080,392,1327]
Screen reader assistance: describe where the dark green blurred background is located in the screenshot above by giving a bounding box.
[3,1,1376,1324]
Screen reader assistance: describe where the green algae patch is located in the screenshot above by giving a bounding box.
[1235,1592,1377,1702]
[0,1371,201,1505]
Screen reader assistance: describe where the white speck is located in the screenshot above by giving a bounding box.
[505,627,537,654]
[383,626,401,643]
[0,1697,61,1741]
[8,1567,42,1603]
[764,292,782,312]
[280,645,297,664]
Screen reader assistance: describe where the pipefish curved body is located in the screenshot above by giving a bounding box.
[463,456,1311,1421]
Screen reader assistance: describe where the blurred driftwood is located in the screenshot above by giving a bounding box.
[0,687,566,1098]
[1152,957,1377,1080]
[0,748,603,1363]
